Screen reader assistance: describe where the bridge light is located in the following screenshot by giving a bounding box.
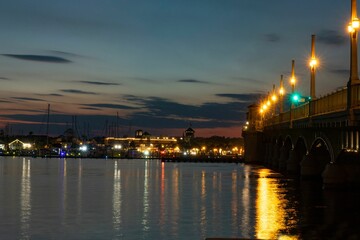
[290,77,296,85]
[271,94,277,102]
[279,87,284,96]
[291,93,300,102]
[352,18,360,29]
[309,58,317,68]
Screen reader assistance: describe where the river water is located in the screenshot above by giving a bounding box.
[0,157,359,240]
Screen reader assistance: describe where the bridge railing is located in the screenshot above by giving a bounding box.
[263,87,348,127]
[293,102,309,120]
[312,88,347,115]
[351,84,360,108]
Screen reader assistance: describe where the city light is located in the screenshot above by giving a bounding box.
[79,145,88,152]
[114,144,122,149]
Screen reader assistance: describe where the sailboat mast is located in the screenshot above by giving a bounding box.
[46,104,50,146]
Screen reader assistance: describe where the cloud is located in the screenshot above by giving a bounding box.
[177,79,210,84]
[61,89,97,95]
[82,103,137,110]
[2,54,72,63]
[264,33,280,42]
[11,97,45,102]
[317,30,346,46]
[48,50,82,58]
[330,69,349,75]
[78,81,121,86]
[122,96,248,129]
[0,77,10,81]
[36,93,64,97]
[216,93,263,102]
[79,107,101,111]
[126,77,159,83]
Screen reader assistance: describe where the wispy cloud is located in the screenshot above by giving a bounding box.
[0,77,10,81]
[78,81,121,86]
[2,54,72,63]
[317,30,346,46]
[36,93,64,97]
[216,93,262,102]
[11,97,45,102]
[48,50,82,58]
[127,77,159,83]
[61,89,97,95]
[264,33,281,42]
[82,103,137,110]
[330,69,349,75]
[177,79,210,84]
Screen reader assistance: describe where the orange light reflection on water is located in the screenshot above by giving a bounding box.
[256,169,298,240]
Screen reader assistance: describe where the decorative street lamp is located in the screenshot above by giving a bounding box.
[290,60,296,109]
[309,34,317,100]
[290,60,296,93]
[279,75,284,113]
[348,0,360,85]
[271,84,277,115]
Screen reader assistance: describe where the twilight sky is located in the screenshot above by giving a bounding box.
[0,0,353,137]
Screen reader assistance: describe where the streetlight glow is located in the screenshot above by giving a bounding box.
[290,77,296,85]
[349,24,355,33]
[279,87,284,96]
[352,18,360,28]
[309,59,317,68]
[271,94,277,102]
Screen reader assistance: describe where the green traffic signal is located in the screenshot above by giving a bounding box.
[292,94,300,102]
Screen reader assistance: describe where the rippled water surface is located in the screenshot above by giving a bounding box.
[1,157,359,239]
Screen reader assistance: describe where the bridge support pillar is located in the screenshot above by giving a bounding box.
[322,163,347,188]
[278,146,288,171]
[271,145,280,168]
[287,149,300,174]
[300,153,322,179]
[265,143,272,165]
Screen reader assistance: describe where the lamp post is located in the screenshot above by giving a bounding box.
[290,60,296,93]
[290,60,296,109]
[348,0,360,85]
[279,75,284,113]
[271,84,277,115]
[309,35,317,100]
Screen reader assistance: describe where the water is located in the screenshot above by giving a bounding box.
[0,157,359,240]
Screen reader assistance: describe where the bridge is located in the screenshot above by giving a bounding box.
[242,0,360,187]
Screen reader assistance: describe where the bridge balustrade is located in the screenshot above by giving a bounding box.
[293,102,309,120]
[350,84,360,107]
[312,88,347,115]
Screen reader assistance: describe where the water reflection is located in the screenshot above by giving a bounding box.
[3,158,359,239]
[241,165,251,238]
[142,160,149,232]
[20,158,31,240]
[200,170,207,236]
[159,161,165,232]
[256,168,298,240]
[113,160,122,230]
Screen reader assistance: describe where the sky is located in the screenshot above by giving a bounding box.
[0,0,354,137]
